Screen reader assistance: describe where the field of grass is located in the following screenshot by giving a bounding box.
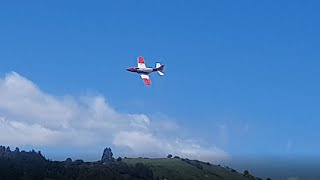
[123,157,258,180]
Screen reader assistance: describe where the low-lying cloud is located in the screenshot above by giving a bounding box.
[0,71,229,163]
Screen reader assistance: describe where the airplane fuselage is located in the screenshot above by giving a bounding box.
[126,67,157,74]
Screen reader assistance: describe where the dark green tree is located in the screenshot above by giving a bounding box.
[101,147,115,164]
[244,170,249,176]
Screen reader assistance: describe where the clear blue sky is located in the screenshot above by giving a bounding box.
[1,0,320,169]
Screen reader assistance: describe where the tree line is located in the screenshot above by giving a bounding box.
[0,145,153,180]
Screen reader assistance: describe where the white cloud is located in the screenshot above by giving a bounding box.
[113,131,229,163]
[0,71,229,163]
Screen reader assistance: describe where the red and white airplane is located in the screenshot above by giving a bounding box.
[126,56,165,85]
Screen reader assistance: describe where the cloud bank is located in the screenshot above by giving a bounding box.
[0,72,229,163]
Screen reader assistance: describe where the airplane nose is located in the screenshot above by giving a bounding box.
[127,67,136,72]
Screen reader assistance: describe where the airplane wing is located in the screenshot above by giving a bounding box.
[137,56,146,68]
[140,74,151,85]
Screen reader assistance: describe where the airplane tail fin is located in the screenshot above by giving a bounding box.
[155,62,165,76]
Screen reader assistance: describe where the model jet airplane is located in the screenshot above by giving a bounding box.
[126,56,165,85]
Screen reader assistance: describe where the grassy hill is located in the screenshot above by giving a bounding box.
[0,145,267,180]
[123,157,261,180]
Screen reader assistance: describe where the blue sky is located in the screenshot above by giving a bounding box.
[1,0,320,177]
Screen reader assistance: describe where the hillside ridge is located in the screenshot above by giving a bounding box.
[0,145,271,180]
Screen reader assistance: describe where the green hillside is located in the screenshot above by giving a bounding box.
[123,157,260,180]
[0,145,268,180]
